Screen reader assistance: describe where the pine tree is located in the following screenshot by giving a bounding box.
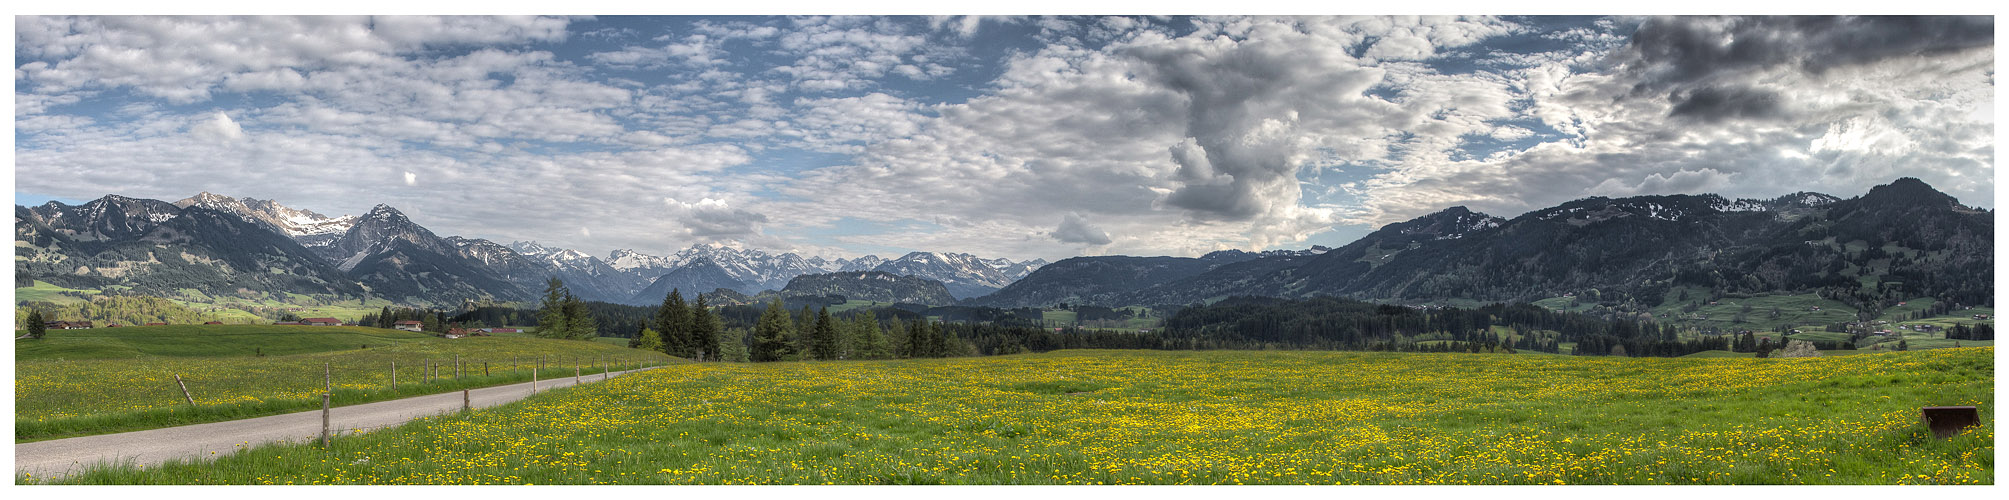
[810,307,839,360]
[635,327,664,352]
[719,327,751,362]
[852,311,887,359]
[379,306,394,329]
[534,278,569,339]
[657,289,692,358]
[562,292,597,340]
[26,309,47,340]
[691,296,722,361]
[796,305,816,355]
[907,319,932,357]
[752,300,795,362]
[886,319,909,358]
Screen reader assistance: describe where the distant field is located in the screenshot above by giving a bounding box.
[17,325,428,360]
[45,348,1992,485]
[15,281,459,324]
[16,325,674,441]
[13,280,103,306]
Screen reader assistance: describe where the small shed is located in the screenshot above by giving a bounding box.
[301,318,342,326]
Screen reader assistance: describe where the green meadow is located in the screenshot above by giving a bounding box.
[35,348,1993,485]
[16,324,675,441]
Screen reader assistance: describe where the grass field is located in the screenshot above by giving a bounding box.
[38,348,1992,485]
[16,325,675,441]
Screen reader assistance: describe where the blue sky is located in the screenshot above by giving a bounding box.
[13,15,1996,262]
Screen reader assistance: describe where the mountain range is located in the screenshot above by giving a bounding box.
[975,178,1991,312]
[15,192,1047,307]
[15,178,1991,314]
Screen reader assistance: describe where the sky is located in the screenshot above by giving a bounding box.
[12,14,1997,263]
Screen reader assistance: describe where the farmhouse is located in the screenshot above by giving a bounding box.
[204,321,223,325]
[43,320,93,329]
[301,318,343,326]
[145,322,167,326]
[393,320,424,332]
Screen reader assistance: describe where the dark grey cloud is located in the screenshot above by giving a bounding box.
[676,199,770,239]
[1623,16,1993,90]
[1666,85,1783,122]
[1050,212,1112,246]
[1620,16,1993,120]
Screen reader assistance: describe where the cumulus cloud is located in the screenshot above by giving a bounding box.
[404,171,417,186]
[1050,212,1113,245]
[189,111,244,142]
[664,197,770,239]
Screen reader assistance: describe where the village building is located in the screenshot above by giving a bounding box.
[204,321,224,325]
[300,318,342,326]
[393,320,424,332]
[43,320,93,329]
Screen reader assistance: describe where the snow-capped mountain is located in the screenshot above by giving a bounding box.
[870,251,1025,299]
[594,245,1046,301]
[836,255,887,272]
[654,243,827,292]
[510,241,605,274]
[173,192,355,247]
[23,195,182,241]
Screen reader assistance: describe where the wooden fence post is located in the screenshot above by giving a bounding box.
[391,360,397,390]
[463,389,470,412]
[320,392,331,449]
[484,361,490,377]
[455,354,461,380]
[574,364,581,384]
[174,374,196,407]
[324,362,331,392]
[532,365,538,392]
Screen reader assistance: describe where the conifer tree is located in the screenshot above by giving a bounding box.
[657,289,692,358]
[752,300,795,362]
[379,306,394,328]
[907,319,932,357]
[562,292,597,340]
[810,307,839,360]
[851,311,887,359]
[796,305,816,355]
[534,278,569,339]
[26,309,47,340]
[692,296,722,361]
[719,327,751,362]
[886,319,908,358]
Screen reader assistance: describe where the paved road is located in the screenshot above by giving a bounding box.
[17,365,659,481]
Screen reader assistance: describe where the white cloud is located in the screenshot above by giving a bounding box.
[189,111,245,142]
[404,171,417,186]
